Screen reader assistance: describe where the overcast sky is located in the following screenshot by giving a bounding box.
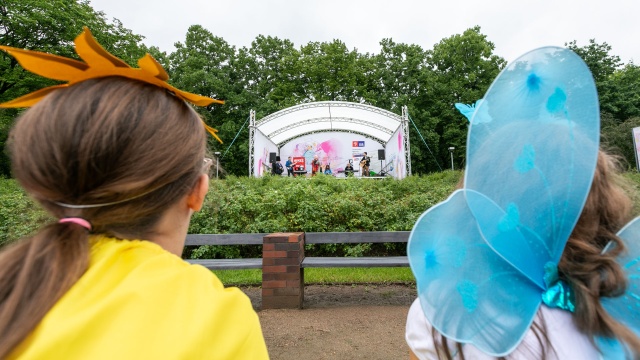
[89,0,639,64]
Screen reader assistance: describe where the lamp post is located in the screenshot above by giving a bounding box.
[214,152,221,179]
[448,147,455,171]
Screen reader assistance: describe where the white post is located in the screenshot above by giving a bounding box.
[214,151,221,178]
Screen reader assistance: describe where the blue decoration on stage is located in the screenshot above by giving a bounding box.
[407,47,604,356]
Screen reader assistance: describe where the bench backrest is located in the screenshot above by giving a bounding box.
[185,231,410,246]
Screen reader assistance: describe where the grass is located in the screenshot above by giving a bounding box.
[212,267,416,286]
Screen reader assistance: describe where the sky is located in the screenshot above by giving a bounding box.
[89,0,639,64]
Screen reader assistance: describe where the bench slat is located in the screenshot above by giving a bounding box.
[187,258,262,270]
[185,234,267,246]
[305,231,410,244]
[301,256,409,268]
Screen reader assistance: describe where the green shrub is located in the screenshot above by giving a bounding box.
[0,179,53,247]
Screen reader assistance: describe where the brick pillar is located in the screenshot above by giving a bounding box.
[262,232,305,309]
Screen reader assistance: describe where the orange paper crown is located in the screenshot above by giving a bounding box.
[0,27,223,143]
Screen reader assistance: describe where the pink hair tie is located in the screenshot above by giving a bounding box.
[59,217,92,231]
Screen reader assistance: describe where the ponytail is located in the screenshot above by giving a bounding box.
[0,223,90,357]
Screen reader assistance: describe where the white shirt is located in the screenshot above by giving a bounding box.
[406,298,601,359]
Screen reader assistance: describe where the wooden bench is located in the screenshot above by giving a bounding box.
[185,231,410,269]
[301,231,410,268]
[185,231,411,308]
[185,233,267,270]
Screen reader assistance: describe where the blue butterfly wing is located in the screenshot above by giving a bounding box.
[455,103,476,121]
[598,217,640,358]
[464,47,600,283]
[408,190,542,356]
[409,47,600,356]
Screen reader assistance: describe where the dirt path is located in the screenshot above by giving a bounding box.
[240,284,416,360]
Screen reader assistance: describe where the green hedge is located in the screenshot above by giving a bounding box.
[0,173,462,255]
[4,170,639,258]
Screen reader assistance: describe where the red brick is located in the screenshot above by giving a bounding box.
[288,233,303,243]
[274,243,297,251]
[286,266,302,273]
[274,258,301,266]
[273,287,302,296]
[262,288,274,296]
[262,295,302,309]
[287,250,300,258]
[263,250,287,258]
[262,258,275,266]
[262,280,287,288]
[263,235,289,244]
[286,280,303,287]
[267,273,300,281]
[262,265,287,273]
[262,243,275,252]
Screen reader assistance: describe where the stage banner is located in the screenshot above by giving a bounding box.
[280,132,383,177]
[633,127,640,171]
[384,126,407,179]
[253,128,278,177]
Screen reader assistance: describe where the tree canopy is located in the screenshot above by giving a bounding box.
[2,1,639,177]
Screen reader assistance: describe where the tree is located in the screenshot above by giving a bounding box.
[601,114,640,169]
[298,40,363,102]
[0,0,147,177]
[418,26,505,173]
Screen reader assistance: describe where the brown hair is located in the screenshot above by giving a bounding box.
[432,150,640,358]
[0,77,207,357]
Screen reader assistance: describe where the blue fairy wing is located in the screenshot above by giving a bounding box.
[408,47,600,356]
[455,99,485,122]
[408,189,542,356]
[597,217,640,358]
[455,102,476,121]
[464,47,600,285]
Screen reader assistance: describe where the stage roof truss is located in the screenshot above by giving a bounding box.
[268,116,392,146]
[255,101,403,147]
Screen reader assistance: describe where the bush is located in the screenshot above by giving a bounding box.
[0,179,53,247]
[188,172,461,259]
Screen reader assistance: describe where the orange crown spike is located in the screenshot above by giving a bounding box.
[0,27,224,143]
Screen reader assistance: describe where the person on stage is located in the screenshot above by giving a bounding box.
[285,156,293,177]
[311,155,320,176]
[360,152,371,176]
[344,160,354,177]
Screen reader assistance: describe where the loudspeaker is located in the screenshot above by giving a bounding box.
[275,156,281,161]
[378,149,385,160]
[269,152,276,163]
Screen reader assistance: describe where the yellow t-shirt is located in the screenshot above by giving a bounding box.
[9,236,269,359]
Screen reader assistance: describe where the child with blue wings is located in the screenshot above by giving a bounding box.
[406,47,640,359]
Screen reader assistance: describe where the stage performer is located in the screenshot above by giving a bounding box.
[360,152,371,176]
[406,47,640,359]
[311,155,320,176]
[0,28,268,359]
[344,160,354,177]
[285,156,294,177]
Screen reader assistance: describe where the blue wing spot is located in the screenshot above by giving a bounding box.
[457,280,479,313]
[527,73,541,91]
[453,243,467,268]
[424,250,438,270]
[499,203,520,231]
[514,144,536,173]
[546,87,567,114]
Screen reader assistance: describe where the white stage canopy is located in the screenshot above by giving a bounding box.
[249,101,411,178]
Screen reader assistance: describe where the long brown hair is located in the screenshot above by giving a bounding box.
[432,151,640,358]
[0,77,207,357]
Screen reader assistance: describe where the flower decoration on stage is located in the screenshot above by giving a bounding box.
[0,27,224,143]
[407,47,640,357]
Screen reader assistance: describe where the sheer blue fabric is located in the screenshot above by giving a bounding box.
[597,217,640,358]
[454,99,483,122]
[408,47,600,356]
